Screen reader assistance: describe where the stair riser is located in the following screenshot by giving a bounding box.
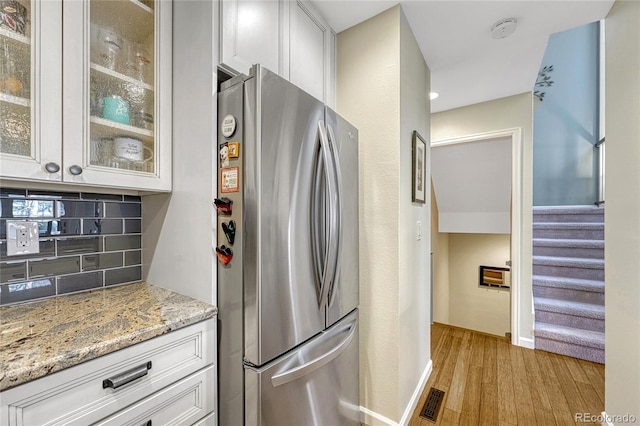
[533,245,604,259]
[533,228,604,239]
[533,213,604,223]
[535,310,604,332]
[535,338,604,364]
[533,264,604,281]
[533,286,605,304]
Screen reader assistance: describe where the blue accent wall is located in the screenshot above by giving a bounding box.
[533,22,600,206]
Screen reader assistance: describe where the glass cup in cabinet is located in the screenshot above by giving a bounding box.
[90,24,124,73]
[124,42,152,84]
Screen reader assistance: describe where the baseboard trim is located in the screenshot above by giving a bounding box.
[399,360,433,425]
[360,406,398,426]
[519,336,535,349]
[360,360,433,426]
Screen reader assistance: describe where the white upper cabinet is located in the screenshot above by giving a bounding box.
[0,0,62,181]
[288,0,335,106]
[220,0,284,77]
[0,0,172,192]
[219,0,335,106]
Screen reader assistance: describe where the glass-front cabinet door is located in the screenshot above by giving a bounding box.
[63,0,171,191]
[0,0,62,180]
[0,0,170,191]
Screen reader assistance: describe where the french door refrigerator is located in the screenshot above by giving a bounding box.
[216,65,360,426]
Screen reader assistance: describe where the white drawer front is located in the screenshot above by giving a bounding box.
[2,319,214,426]
[192,411,217,426]
[95,366,215,426]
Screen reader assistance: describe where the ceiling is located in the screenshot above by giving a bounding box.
[310,0,615,113]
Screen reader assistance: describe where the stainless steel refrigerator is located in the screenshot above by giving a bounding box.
[216,65,360,426]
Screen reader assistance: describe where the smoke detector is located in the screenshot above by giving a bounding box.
[491,18,518,39]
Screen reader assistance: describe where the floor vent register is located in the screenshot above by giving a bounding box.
[419,387,446,423]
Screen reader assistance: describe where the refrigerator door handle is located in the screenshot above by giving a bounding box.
[311,124,326,303]
[314,121,335,308]
[319,122,340,309]
[270,320,357,387]
[326,125,343,307]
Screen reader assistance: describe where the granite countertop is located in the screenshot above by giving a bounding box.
[0,282,217,391]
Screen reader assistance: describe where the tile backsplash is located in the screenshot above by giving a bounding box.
[0,188,142,305]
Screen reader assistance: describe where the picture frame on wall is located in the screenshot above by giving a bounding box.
[412,130,427,204]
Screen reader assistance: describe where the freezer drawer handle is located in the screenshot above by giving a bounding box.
[271,322,356,387]
[102,361,152,389]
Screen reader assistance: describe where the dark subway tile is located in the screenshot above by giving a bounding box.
[35,219,82,237]
[0,239,55,261]
[81,192,123,201]
[105,235,141,251]
[124,219,142,234]
[0,279,55,305]
[105,266,141,286]
[57,271,104,295]
[56,201,102,218]
[83,252,123,271]
[27,190,80,199]
[29,257,80,278]
[123,195,141,202]
[0,261,27,283]
[82,218,123,235]
[57,237,103,256]
[104,203,142,218]
[2,199,55,218]
[124,250,142,266]
[0,188,26,197]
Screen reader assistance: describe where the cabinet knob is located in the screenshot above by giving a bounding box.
[68,165,83,175]
[44,162,60,173]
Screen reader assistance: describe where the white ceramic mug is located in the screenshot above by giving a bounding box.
[112,137,153,162]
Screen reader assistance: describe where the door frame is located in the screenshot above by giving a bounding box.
[431,127,526,347]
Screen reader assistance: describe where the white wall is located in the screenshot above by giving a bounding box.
[338,5,431,425]
[431,185,450,324]
[143,0,217,305]
[604,0,640,422]
[448,233,511,336]
[398,9,431,424]
[431,93,534,346]
[338,7,401,423]
[431,138,512,234]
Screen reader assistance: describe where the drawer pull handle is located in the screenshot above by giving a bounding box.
[103,361,152,389]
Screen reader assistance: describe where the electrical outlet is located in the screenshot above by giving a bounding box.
[6,220,40,256]
[416,220,422,241]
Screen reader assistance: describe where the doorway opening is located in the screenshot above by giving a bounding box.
[430,128,524,346]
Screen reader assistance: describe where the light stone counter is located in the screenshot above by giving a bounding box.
[0,282,216,391]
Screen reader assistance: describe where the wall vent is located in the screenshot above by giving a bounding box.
[479,265,511,289]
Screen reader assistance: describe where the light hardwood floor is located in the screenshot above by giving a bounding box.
[409,323,605,426]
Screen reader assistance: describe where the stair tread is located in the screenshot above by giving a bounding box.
[533,206,604,214]
[533,238,604,248]
[533,255,604,268]
[532,275,604,292]
[534,296,604,318]
[535,322,605,349]
[533,222,604,228]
